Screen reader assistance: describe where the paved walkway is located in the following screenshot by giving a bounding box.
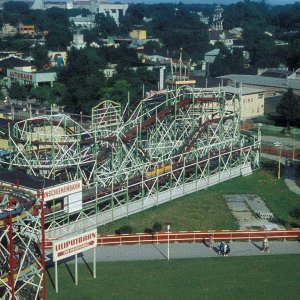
[75,240,300,263]
[261,135,300,147]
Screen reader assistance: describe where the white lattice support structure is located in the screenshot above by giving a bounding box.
[3,83,261,237]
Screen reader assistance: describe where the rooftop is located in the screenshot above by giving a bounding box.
[218,74,300,90]
[0,57,35,68]
[210,85,266,95]
[0,169,58,190]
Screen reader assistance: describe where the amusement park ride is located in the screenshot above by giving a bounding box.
[0,52,261,298]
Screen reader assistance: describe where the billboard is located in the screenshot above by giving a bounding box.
[8,69,33,81]
[53,229,97,262]
[64,191,83,213]
[43,179,82,201]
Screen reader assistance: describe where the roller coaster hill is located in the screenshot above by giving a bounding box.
[0,67,261,241]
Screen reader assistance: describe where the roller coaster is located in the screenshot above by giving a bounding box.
[0,185,44,299]
[2,79,261,239]
[0,53,261,300]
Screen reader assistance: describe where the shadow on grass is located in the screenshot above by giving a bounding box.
[46,268,55,290]
[81,256,93,277]
[64,262,75,283]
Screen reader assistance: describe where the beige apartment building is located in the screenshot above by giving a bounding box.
[210,86,265,120]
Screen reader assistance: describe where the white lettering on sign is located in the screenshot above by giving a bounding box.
[43,179,82,201]
[53,229,97,262]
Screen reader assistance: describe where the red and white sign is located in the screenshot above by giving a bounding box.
[53,229,97,262]
[43,179,82,201]
[8,70,33,81]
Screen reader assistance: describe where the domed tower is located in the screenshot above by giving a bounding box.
[212,5,224,31]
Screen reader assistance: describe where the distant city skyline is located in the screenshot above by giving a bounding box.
[123,0,299,5]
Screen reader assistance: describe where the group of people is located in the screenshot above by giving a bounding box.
[218,241,230,256]
[208,236,230,256]
[208,236,270,256]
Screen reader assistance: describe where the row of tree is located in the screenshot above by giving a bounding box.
[1,1,300,69]
[7,46,159,114]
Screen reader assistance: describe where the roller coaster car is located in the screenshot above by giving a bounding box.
[0,207,23,219]
[145,165,172,178]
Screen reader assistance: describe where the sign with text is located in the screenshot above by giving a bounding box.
[43,179,82,201]
[8,69,33,81]
[53,229,97,262]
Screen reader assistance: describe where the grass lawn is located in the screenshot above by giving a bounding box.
[295,164,300,188]
[98,160,300,235]
[46,254,300,300]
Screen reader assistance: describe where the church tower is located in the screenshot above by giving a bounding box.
[212,5,223,31]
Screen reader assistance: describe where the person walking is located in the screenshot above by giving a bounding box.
[262,237,270,253]
[219,241,225,255]
[209,235,214,249]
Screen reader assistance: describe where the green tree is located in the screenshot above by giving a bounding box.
[102,80,130,104]
[32,43,49,69]
[276,88,300,127]
[9,82,28,101]
[45,28,72,51]
[29,83,65,104]
[94,13,117,38]
[58,48,107,113]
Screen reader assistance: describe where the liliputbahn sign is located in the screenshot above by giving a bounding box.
[53,229,97,262]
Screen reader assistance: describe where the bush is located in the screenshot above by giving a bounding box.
[144,228,155,235]
[152,222,162,232]
[290,208,300,219]
[115,225,133,234]
[290,220,300,228]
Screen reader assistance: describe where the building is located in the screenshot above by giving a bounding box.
[204,49,220,64]
[218,73,300,96]
[48,51,67,67]
[229,27,243,39]
[6,69,57,88]
[137,47,172,64]
[129,29,147,40]
[209,30,236,47]
[68,34,86,50]
[18,24,36,36]
[0,24,17,37]
[212,5,223,31]
[69,15,95,29]
[97,2,129,26]
[196,12,209,24]
[210,86,265,119]
[0,57,36,73]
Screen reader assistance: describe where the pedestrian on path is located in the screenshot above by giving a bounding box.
[262,237,270,253]
[209,235,214,249]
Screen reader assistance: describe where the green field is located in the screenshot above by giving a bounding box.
[46,255,300,300]
[98,160,300,235]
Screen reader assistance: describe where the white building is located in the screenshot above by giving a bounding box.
[6,69,57,88]
[97,2,128,25]
[68,34,87,50]
[69,15,95,29]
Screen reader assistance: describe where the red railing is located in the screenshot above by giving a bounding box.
[45,229,300,249]
[261,145,299,158]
